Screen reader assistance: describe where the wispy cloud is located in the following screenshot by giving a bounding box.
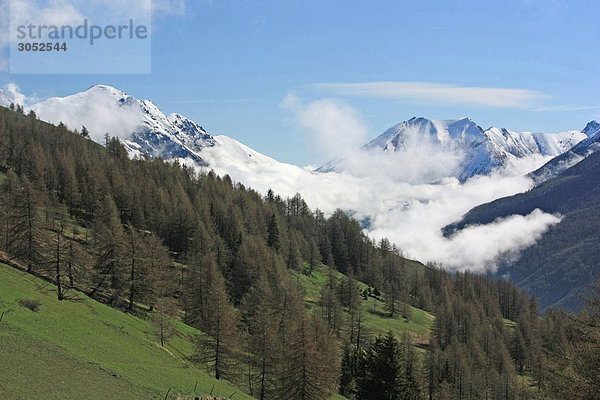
[280,93,368,159]
[3,83,31,105]
[309,81,548,109]
[10,0,86,28]
[166,98,262,104]
[533,104,599,112]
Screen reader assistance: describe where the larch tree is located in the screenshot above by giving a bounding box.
[124,224,148,311]
[91,194,126,305]
[193,260,240,380]
[242,270,280,400]
[4,173,45,273]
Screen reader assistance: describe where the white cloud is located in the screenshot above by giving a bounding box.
[331,125,464,184]
[533,104,599,112]
[437,210,562,272]
[193,94,565,271]
[199,137,558,271]
[10,0,86,29]
[4,83,28,105]
[365,173,561,272]
[280,93,368,159]
[309,81,547,109]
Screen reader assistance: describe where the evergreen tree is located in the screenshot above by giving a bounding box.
[339,342,359,397]
[356,331,413,400]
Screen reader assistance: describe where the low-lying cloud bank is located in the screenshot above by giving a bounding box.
[202,97,564,272]
[200,152,560,272]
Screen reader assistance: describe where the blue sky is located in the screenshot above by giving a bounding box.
[1,0,599,166]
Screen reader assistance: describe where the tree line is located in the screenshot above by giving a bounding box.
[0,105,598,399]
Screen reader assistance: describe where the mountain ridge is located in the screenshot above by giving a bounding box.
[26,85,285,173]
[318,116,591,181]
[2,85,596,185]
[443,150,600,310]
[529,120,600,183]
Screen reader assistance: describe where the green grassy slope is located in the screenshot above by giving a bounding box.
[293,264,434,345]
[0,263,253,400]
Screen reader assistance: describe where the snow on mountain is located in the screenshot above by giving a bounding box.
[318,117,588,182]
[3,85,588,273]
[30,85,282,171]
[582,120,600,137]
[0,89,14,108]
[529,120,600,183]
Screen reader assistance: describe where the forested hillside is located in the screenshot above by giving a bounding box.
[0,105,598,400]
[445,150,600,311]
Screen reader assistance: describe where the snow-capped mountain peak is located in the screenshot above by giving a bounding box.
[318,117,589,182]
[363,117,486,153]
[28,85,283,171]
[529,120,600,183]
[583,120,600,137]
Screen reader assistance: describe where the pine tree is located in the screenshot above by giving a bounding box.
[339,342,358,397]
[356,331,412,400]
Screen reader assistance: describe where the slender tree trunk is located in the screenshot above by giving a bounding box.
[215,293,221,380]
[300,320,308,400]
[67,233,75,286]
[260,327,267,400]
[160,314,165,347]
[56,225,64,300]
[128,257,135,311]
[26,191,34,273]
[355,312,363,352]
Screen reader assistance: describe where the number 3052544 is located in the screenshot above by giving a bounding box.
[17,42,67,51]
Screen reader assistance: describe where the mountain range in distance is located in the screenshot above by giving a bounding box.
[318,116,592,182]
[445,149,600,311]
[1,84,599,311]
[1,84,596,185]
